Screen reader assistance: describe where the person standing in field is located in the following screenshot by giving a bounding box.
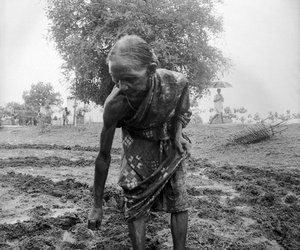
[62,107,69,125]
[88,35,192,250]
[209,88,224,124]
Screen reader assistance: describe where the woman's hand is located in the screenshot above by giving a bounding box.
[88,207,103,230]
[174,135,191,156]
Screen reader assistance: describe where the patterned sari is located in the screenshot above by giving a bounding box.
[117,69,191,221]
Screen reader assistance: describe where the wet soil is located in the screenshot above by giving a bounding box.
[0,123,299,249]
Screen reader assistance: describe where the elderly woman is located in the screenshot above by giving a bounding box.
[88,35,192,250]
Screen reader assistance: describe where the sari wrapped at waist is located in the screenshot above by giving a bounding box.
[124,120,173,141]
[119,127,188,221]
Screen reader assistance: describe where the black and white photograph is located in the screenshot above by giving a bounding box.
[1,0,299,249]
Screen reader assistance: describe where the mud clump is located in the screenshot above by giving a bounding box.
[60,224,95,249]
[47,213,81,230]
[0,213,80,241]
[2,172,90,202]
[0,221,53,241]
[257,192,276,207]
[284,194,298,204]
[102,185,124,210]
[29,205,51,219]
[21,236,56,250]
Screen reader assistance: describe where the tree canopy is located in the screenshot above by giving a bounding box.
[46,0,229,105]
[2,102,25,116]
[22,82,62,113]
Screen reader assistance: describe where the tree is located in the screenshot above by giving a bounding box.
[2,102,25,116]
[22,82,62,114]
[233,107,248,124]
[0,106,5,120]
[0,102,37,126]
[253,113,261,122]
[224,106,236,120]
[46,0,229,105]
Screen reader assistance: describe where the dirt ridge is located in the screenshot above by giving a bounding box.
[0,156,95,168]
[0,143,122,154]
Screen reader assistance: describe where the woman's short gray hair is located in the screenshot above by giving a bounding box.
[107,35,158,69]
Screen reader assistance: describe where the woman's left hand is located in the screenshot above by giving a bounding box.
[174,135,191,156]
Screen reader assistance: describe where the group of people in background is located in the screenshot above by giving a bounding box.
[0,106,70,127]
[1,113,38,126]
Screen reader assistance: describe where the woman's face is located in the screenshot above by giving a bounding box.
[108,56,149,97]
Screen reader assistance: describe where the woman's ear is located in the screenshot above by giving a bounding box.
[147,63,157,75]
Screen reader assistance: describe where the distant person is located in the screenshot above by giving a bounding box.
[209,88,224,124]
[33,116,38,126]
[62,107,69,125]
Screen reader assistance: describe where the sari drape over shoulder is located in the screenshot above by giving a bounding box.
[116,69,192,221]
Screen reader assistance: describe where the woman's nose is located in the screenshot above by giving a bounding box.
[117,80,121,87]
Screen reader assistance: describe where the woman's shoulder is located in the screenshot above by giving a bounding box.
[156,69,188,89]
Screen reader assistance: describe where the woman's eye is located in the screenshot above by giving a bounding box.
[111,76,118,83]
[122,77,136,82]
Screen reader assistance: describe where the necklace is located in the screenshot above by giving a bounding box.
[124,74,154,111]
[125,94,137,111]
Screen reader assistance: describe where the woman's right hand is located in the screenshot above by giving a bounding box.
[88,207,103,230]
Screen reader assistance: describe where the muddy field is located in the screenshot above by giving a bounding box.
[0,123,299,250]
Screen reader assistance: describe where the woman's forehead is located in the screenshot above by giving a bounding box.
[108,57,146,77]
[108,59,132,74]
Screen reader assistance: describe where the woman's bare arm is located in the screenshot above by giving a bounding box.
[88,89,129,229]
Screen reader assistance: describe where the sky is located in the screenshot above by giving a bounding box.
[0,0,67,106]
[1,0,300,117]
[209,0,300,117]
